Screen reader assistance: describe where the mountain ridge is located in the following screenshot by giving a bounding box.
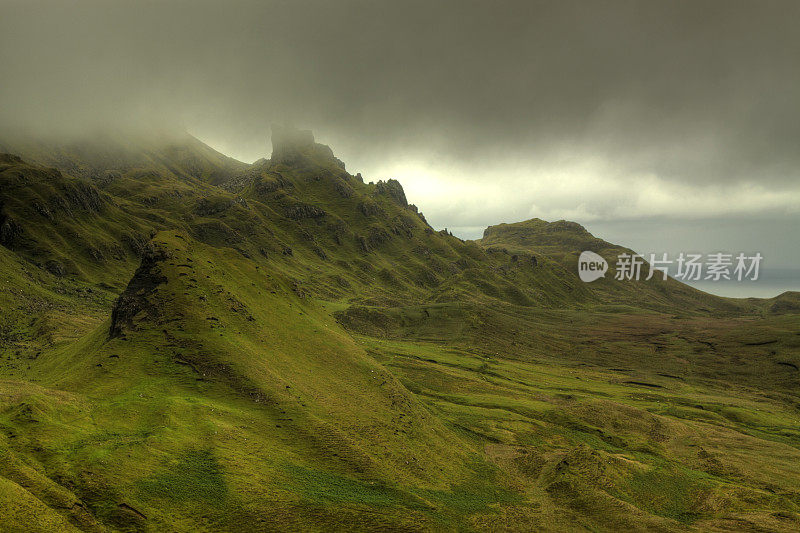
[0,127,799,531]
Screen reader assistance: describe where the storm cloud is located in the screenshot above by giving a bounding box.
[1,0,799,280]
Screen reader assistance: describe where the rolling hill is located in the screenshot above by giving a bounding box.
[0,126,799,532]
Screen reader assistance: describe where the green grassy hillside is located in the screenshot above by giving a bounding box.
[0,127,798,531]
[479,218,756,315]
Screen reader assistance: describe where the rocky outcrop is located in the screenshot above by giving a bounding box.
[59,181,104,213]
[333,178,354,198]
[270,124,344,169]
[121,232,151,256]
[109,244,170,338]
[0,210,22,248]
[389,215,415,238]
[481,218,607,252]
[44,259,66,277]
[366,226,391,249]
[0,153,23,166]
[358,199,384,217]
[285,203,326,220]
[375,179,408,207]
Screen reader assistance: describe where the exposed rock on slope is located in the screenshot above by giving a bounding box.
[0,127,797,532]
[109,243,170,338]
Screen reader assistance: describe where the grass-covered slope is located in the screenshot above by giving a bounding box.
[479,218,755,315]
[4,231,508,531]
[0,127,798,531]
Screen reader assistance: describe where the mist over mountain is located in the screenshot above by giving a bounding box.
[0,124,798,530]
[2,1,799,281]
[1,1,800,531]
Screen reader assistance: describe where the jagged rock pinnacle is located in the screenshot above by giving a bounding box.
[269,124,344,169]
[271,124,315,157]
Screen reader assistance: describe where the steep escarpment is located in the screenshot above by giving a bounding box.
[0,128,797,532]
[2,128,746,316]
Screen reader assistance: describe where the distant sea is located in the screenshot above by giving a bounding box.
[681,267,799,299]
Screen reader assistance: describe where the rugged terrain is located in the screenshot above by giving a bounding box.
[0,127,798,532]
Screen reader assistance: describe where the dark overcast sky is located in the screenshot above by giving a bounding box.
[1,0,798,293]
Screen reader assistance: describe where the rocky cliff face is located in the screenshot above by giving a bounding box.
[375,179,408,207]
[108,243,170,338]
[0,129,742,314]
[270,123,344,169]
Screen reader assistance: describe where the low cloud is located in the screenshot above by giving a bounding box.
[2,0,799,272]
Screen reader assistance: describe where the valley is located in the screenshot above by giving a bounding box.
[0,128,798,532]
